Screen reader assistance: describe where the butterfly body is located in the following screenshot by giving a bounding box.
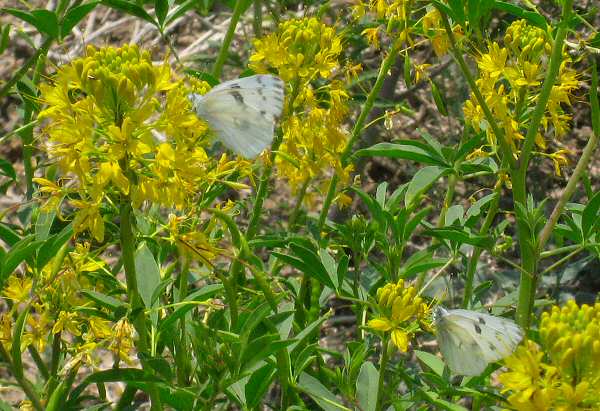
[189,74,284,159]
[434,307,523,376]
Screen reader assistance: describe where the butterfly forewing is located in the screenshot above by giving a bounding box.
[189,75,284,158]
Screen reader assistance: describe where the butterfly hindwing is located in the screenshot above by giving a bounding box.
[189,75,284,158]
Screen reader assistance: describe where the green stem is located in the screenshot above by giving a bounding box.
[375,337,390,411]
[539,247,583,277]
[436,8,515,169]
[253,0,262,38]
[176,258,191,385]
[540,244,585,259]
[462,187,502,307]
[212,0,245,78]
[0,343,44,411]
[514,0,573,329]
[119,202,163,411]
[0,37,53,99]
[537,57,600,252]
[318,40,402,233]
[288,177,311,228]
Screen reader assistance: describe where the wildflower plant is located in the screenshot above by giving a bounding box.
[0,0,599,410]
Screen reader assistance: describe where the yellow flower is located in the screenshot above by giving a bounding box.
[501,301,600,410]
[478,42,508,80]
[362,27,380,49]
[53,311,82,336]
[2,275,32,302]
[368,279,430,352]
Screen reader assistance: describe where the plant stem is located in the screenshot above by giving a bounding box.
[436,9,515,169]
[288,177,311,228]
[253,0,262,38]
[539,247,584,277]
[176,258,191,385]
[0,37,53,99]
[537,56,600,252]
[119,202,163,410]
[375,337,390,411]
[317,40,402,233]
[212,0,245,78]
[462,188,501,307]
[514,0,572,329]
[0,343,44,411]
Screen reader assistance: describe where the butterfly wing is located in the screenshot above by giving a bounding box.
[436,314,489,376]
[189,75,284,158]
[435,308,523,376]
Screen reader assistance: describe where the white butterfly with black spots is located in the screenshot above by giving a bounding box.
[434,306,523,376]
[188,74,284,159]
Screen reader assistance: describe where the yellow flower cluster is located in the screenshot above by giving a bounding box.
[500,300,600,410]
[353,0,413,47]
[1,243,136,369]
[249,17,342,82]
[250,18,354,195]
[368,279,430,351]
[463,20,578,175]
[37,44,251,241]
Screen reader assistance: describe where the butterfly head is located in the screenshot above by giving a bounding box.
[433,306,449,324]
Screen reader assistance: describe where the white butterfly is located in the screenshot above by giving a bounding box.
[434,306,523,376]
[188,74,284,159]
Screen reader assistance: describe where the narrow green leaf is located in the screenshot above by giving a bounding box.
[356,362,378,411]
[164,0,196,26]
[1,236,45,280]
[61,2,100,38]
[101,0,156,26]
[405,166,449,208]
[297,372,351,411]
[582,191,600,237]
[0,24,10,54]
[353,142,446,166]
[492,1,547,29]
[155,0,168,27]
[31,10,59,38]
[0,223,20,247]
[80,290,127,312]
[0,158,16,181]
[36,223,73,271]
[415,350,445,377]
[245,363,276,409]
[70,368,161,400]
[11,307,29,380]
[35,210,56,241]
[134,242,161,308]
[158,283,223,332]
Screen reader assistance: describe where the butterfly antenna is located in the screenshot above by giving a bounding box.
[417,257,455,297]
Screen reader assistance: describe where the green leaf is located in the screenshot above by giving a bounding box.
[0,223,20,247]
[61,2,99,38]
[353,142,447,166]
[101,0,156,26]
[11,306,29,380]
[430,80,448,116]
[155,0,168,27]
[70,368,161,400]
[35,210,55,241]
[3,8,59,38]
[492,1,547,29]
[135,242,161,308]
[1,236,45,282]
[164,0,196,26]
[405,166,449,208]
[582,191,600,238]
[185,69,219,86]
[36,223,73,271]
[297,372,351,411]
[80,290,127,313]
[0,158,16,181]
[319,248,339,290]
[447,0,465,26]
[0,24,10,54]
[424,227,494,249]
[245,363,277,409]
[241,334,295,372]
[158,283,223,332]
[356,362,378,411]
[415,350,445,377]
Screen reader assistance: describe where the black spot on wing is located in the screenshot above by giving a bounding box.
[230,84,241,89]
[231,90,244,104]
[478,317,486,325]
[474,324,482,334]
